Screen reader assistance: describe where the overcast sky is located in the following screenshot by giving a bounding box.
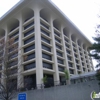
[0,0,100,68]
[0,0,100,42]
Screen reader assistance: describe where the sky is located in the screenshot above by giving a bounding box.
[0,0,100,68]
[0,0,100,42]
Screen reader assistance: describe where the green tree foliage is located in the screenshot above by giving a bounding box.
[89,27,100,68]
[64,70,70,80]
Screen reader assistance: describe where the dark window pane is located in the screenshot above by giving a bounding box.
[43,62,52,69]
[41,37,50,44]
[24,22,34,30]
[24,29,34,37]
[42,53,52,60]
[58,66,64,72]
[41,29,49,36]
[55,37,61,43]
[24,62,35,71]
[9,52,18,59]
[9,31,19,38]
[67,56,72,61]
[56,44,62,50]
[24,53,35,61]
[40,22,49,29]
[68,62,73,67]
[69,69,74,74]
[54,31,60,37]
[42,44,51,52]
[24,36,35,44]
[24,44,35,53]
[57,51,62,57]
[57,58,63,64]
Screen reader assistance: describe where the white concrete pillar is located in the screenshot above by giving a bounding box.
[34,8,43,88]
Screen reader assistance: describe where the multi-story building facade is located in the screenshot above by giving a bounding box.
[0,0,94,89]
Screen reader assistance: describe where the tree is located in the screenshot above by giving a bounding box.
[64,70,70,85]
[89,34,100,68]
[0,36,25,100]
[41,75,47,88]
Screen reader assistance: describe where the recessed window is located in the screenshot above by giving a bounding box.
[43,62,52,69]
[57,58,64,64]
[9,52,18,59]
[9,31,19,38]
[67,56,72,61]
[40,22,49,29]
[77,65,80,70]
[41,29,49,36]
[68,62,73,67]
[42,53,52,60]
[24,53,35,61]
[54,31,60,37]
[24,36,35,44]
[57,51,63,57]
[64,38,69,43]
[24,44,35,53]
[66,50,71,54]
[75,59,79,64]
[24,29,34,37]
[83,68,85,71]
[42,44,51,52]
[56,44,62,50]
[69,69,74,74]
[41,37,50,44]
[24,22,34,30]
[24,62,35,71]
[55,37,61,43]
[65,44,70,48]
[58,66,64,72]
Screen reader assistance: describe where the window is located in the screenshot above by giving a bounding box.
[69,69,74,74]
[80,53,82,56]
[81,57,83,61]
[24,29,34,37]
[24,53,35,61]
[74,54,78,58]
[10,26,18,32]
[24,44,35,53]
[41,37,50,44]
[68,62,73,67]
[14,38,19,43]
[83,68,85,71]
[57,58,64,64]
[42,53,52,60]
[55,37,61,43]
[41,29,49,36]
[67,56,72,61]
[43,62,52,69]
[63,33,68,37]
[56,44,62,50]
[8,60,18,67]
[79,48,81,51]
[40,22,49,29]
[58,66,64,72]
[24,22,34,30]
[24,36,35,44]
[0,66,2,70]
[73,44,76,47]
[24,17,33,22]
[9,52,18,59]
[73,49,77,52]
[66,50,71,54]
[82,63,84,66]
[65,44,70,48]
[9,31,19,38]
[54,31,60,37]
[77,65,80,70]
[10,68,17,75]
[42,44,51,52]
[75,60,79,64]
[57,51,62,57]
[64,38,69,43]
[24,62,35,71]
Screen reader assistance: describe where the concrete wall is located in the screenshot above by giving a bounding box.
[13,80,100,100]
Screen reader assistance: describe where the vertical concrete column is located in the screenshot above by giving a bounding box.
[17,14,24,89]
[69,34,78,75]
[61,26,69,72]
[50,18,59,85]
[34,8,43,88]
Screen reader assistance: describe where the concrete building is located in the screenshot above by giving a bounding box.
[0,0,94,89]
